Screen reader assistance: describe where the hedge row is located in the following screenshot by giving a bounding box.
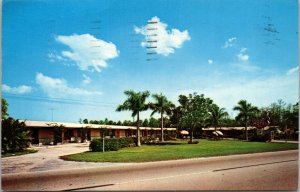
[90,137,135,152]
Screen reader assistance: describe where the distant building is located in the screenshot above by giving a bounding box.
[23,120,177,145]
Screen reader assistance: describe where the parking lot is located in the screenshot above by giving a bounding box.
[2,143,131,174]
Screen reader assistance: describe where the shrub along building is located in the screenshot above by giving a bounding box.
[23,120,177,145]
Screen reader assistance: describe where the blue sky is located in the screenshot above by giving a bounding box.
[2,0,298,122]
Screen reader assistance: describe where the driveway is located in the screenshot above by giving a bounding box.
[1,143,131,174]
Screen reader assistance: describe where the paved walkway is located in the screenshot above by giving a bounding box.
[271,140,298,144]
[1,143,132,175]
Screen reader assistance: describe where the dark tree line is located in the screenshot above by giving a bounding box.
[80,117,164,127]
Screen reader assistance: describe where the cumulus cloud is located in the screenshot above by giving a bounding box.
[208,59,213,64]
[222,37,237,48]
[2,84,32,94]
[55,34,119,72]
[286,66,299,75]
[36,73,101,98]
[237,48,249,61]
[134,16,191,56]
[82,74,92,84]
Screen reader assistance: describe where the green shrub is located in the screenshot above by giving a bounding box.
[2,118,32,153]
[119,137,135,148]
[89,139,102,152]
[249,133,270,142]
[90,137,135,152]
[141,136,159,144]
[105,138,120,151]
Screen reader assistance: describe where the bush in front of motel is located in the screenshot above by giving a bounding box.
[90,137,135,152]
[118,137,135,148]
[249,133,270,142]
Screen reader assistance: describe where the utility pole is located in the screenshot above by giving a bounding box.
[49,108,56,122]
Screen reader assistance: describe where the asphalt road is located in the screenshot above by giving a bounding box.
[2,150,298,191]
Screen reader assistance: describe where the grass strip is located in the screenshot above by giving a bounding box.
[2,149,38,158]
[61,139,298,163]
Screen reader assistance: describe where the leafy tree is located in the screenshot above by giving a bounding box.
[107,120,113,125]
[219,115,236,127]
[148,117,160,127]
[169,106,183,129]
[162,117,171,128]
[233,100,259,140]
[89,120,99,124]
[208,104,228,131]
[150,93,174,141]
[83,119,89,124]
[179,93,213,143]
[123,120,131,126]
[117,120,122,125]
[282,102,299,136]
[268,99,286,126]
[104,118,109,125]
[48,123,65,144]
[2,98,9,120]
[142,119,149,127]
[116,90,150,146]
[2,118,32,153]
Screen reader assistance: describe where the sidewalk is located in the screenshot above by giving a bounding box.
[271,140,299,144]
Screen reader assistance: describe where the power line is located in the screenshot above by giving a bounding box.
[2,93,118,108]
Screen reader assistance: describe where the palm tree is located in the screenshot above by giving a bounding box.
[116,90,150,146]
[233,100,259,140]
[209,104,228,131]
[150,93,174,142]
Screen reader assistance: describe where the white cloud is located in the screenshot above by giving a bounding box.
[2,84,32,94]
[36,73,101,98]
[237,48,249,61]
[55,34,119,72]
[48,52,65,62]
[240,47,247,53]
[208,59,213,64]
[82,74,92,84]
[134,16,191,56]
[232,63,260,72]
[286,66,299,75]
[178,72,298,117]
[222,37,237,48]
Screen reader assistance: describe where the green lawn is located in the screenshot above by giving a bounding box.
[61,139,298,163]
[2,149,38,158]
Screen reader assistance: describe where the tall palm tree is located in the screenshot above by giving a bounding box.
[116,90,150,146]
[233,100,259,140]
[209,104,228,131]
[150,93,174,142]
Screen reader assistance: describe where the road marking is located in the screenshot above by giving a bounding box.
[63,183,115,191]
[63,159,298,190]
[213,159,297,172]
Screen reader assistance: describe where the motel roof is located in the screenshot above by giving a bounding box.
[22,120,177,131]
[202,126,276,131]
